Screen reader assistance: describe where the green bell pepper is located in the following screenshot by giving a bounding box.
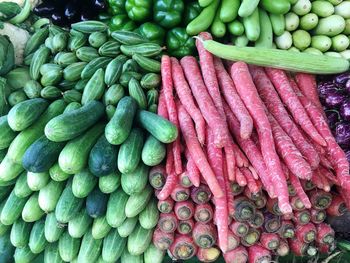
[153,0,184,29]
[109,14,137,31]
[107,0,126,15]
[137,22,166,45]
[183,1,202,25]
[125,0,152,22]
[166,27,196,58]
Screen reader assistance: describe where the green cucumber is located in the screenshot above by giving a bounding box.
[22,192,45,222]
[58,79,77,91]
[0,185,12,202]
[38,180,65,213]
[10,218,32,248]
[68,32,87,52]
[49,163,70,182]
[102,228,126,262]
[0,200,10,235]
[255,9,273,48]
[144,244,165,263]
[89,32,108,48]
[270,13,286,36]
[14,172,32,198]
[81,69,106,105]
[119,71,142,87]
[139,198,159,230]
[76,47,99,62]
[136,110,178,143]
[74,79,89,92]
[77,229,103,263]
[141,135,166,166]
[261,0,291,14]
[122,59,139,73]
[0,155,23,183]
[14,246,37,263]
[111,31,147,45]
[242,8,260,41]
[141,73,161,90]
[146,89,159,106]
[44,242,64,263]
[1,190,28,225]
[28,218,47,254]
[86,187,108,218]
[44,212,64,243]
[71,20,108,33]
[314,15,346,37]
[40,68,63,87]
[29,46,50,80]
[72,169,98,198]
[121,162,149,195]
[6,67,31,90]
[54,52,78,67]
[127,224,153,255]
[45,100,104,142]
[58,123,105,174]
[104,55,128,86]
[63,62,87,81]
[105,96,138,145]
[92,216,111,239]
[40,64,61,76]
[40,86,62,100]
[132,54,161,73]
[106,188,128,228]
[26,172,50,191]
[58,231,80,262]
[120,43,163,57]
[23,80,42,99]
[8,90,27,107]
[68,209,92,238]
[128,78,147,110]
[117,217,138,237]
[121,249,143,263]
[125,185,153,218]
[62,90,82,103]
[106,105,116,120]
[103,84,125,106]
[52,32,69,53]
[98,41,121,57]
[24,27,49,56]
[0,115,17,150]
[81,57,112,79]
[99,172,120,194]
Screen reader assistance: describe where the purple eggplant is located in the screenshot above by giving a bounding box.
[325,110,341,129]
[318,82,340,99]
[335,73,350,85]
[346,79,350,93]
[324,91,347,108]
[340,100,350,121]
[90,0,106,10]
[33,2,56,16]
[346,151,350,163]
[335,122,350,146]
[51,11,67,26]
[64,1,79,21]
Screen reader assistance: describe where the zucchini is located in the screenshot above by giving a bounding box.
[88,135,118,177]
[139,198,159,230]
[120,248,143,263]
[1,190,28,225]
[14,172,32,198]
[92,216,111,239]
[68,209,92,238]
[49,163,70,182]
[10,218,32,248]
[81,69,106,105]
[0,115,17,150]
[105,96,138,145]
[99,172,120,194]
[86,187,108,218]
[22,136,65,173]
[27,172,50,191]
[106,188,128,228]
[127,224,153,256]
[141,135,166,166]
[77,229,103,263]
[117,217,138,237]
[58,123,105,174]
[22,192,45,222]
[29,218,47,254]
[38,180,65,213]
[45,100,105,142]
[0,154,24,182]
[44,213,64,243]
[14,246,37,263]
[102,228,126,262]
[44,242,64,263]
[58,231,80,262]
[121,162,149,195]
[117,128,144,174]
[125,185,153,218]
[144,244,165,263]
[136,110,178,143]
[72,169,98,198]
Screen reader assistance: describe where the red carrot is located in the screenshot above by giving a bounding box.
[158,212,178,233]
[232,142,249,168]
[319,242,336,254]
[224,143,236,182]
[170,234,198,260]
[171,57,206,145]
[295,223,317,244]
[174,201,195,221]
[227,230,240,251]
[311,169,325,190]
[157,197,174,214]
[185,150,200,187]
[317,168,331,192]
[265,68,326,146]
[318,165,339,186]
[171,185,190,202]
[241,228,261,247]
[339,186,350,210]
[194,203,214,224]
[264,212,282,233]
[309,189,333,210]
[276,239,290,257]
[149,165,167,190]
[293,210,311,225]
[223,246,248,263]
[157,89,168,119]
[249,66,320,169]
[290,195,306,211]
[316,223,335,245]
[260,233,280,250]
[295,73,323,112]
[192,222,217,248]
[177,219,195,235]
[289,238,315,256]
[230,221,249,238]
[231,62,291,214]
[179,171,193,188]
[231,182,244,196]
[232,196,256,222]
[235,168,247,187]
[327,194,347,216]
[241,167,260,195]
[310,209,326,224]
[289,173,312,209]
[248,244,271,263]
[301,180,315,191]
[158,173,177,201]
[181,56,230,148]
[244,187,262,202]
[224,157,235,219]
[266,198,283,216]
[253,194,267,209]
[190,185,212,205]
[248,210,264,229]
[178,104,224,198]
[196,247,221,262]
[153,227,175,250]
[278,220,295,239]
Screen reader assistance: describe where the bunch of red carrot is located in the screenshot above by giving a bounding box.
[152,31,349,262]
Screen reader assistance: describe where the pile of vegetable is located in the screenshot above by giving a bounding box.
[187,0,350,60]
[151,31,350,262]
[0,20,179,262]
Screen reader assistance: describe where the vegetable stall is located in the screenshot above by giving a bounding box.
[0,0,349,262]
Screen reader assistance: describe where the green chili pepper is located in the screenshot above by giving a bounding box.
[166,27,196,58]
[125,0,152,22]
[136,22,166,45]
[153,0,185,29]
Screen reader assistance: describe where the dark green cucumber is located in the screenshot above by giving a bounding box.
[86,187,108,218]
[88,135,118,177]
[117,217,138,237]
[58,123,105,174]
[111,31,147,45]
[74,79,89,91]
[14,246,37,263]
[24,27,49,56]
[127,224,153,256]
[71,20,108,33]
[120,43,163,57]
[0,200,10,235]
[72,169,98,198]
[81,69,106,105]
[102,228,126,262]
[0,190,28,225]
[76,47,99,62]
[22,135,65,173]
[38,180,65,213]
[132,54,161,73]
[28,218,47,254]
[142,73,161,90]
[106,105,116,121]
[117,128,144,174]
[0,115,17,150]
[119,71,142,87]
[125,185,153,218]
[104,55,128,86]
[68,209,92,238]
[64,102,81,113]
[77,229,103,263]
[14,172,32,198]
[62,90,82,103]
[58,79,77,91]
[139,198,159,230]
[58,231,80,262]
[122,59,139,73]
[54,52,78,67]
[89,32,108,48]
[26,171,50,191]
[0,149,5,162]
[136,110,178,143]
[40,86,62,100]
[121,162,149,195]
[0,185,12,202]
[49,163,70,182]
[22,192,45,222]
[10,218,32,248]
[99,172,121,194]
[92,216,111,239]
[103,84,124,106]
[141,135,166,166]
[106,188,128,228]
[23,80,42,99]
[8,90,27,107]
[144,244,165,263]
[81,57,112,79]
[146,89,159,106]
[98,41,121,57]
[105,96,138,145]
[44,242,64,263]
[6,67,31,90]
[63,62,87,81]
[45,100,104,142]
[44,212,64,243]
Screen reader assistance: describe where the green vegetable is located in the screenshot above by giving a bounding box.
[334,1,350,19]
[111,31,147,45]
[117,217,138,237]
[0,116,17,150]
[0,2,21,21]
[44,212,64,243]
[142,74,161,90]
[102,228,126,262]
[211,9,227,38]
[10,218,32,248]
[199,0,213,7]
[311,1,334,18]
[144,244,165,263]
[261,0,291,14]
[81,57,111,79]
[98,41,121,57]
[125,0,152,22]
[121,249,143,263]
[63,62,87,81]
[30,46,50,80]
[6,67,31,91]
[292,0,311,16]
[72,169,98,198]
[8,90,27,107]
[89,32,108,48]
[285,12,299,31]
[121,43,163,57]
[132,53,161,73]
[332,34,350,52]
[28,218,47,254]
[106,188,129,227]
[26,172,49,191]
[184,1,202,25]
[68,209,92,238]
[23,80,42,99]
[77,229,103,263]
[24,27,49,57]
[86,188,108,218]
[49,163,70,182]
[141,135,166,166]
[238,0,259,18]
[125,185,153,218]
[314,15,346,36]
[58,231,80,262]
[303,47,323,55]
[38,180,65,213]
[166,27,195,58]
[22,192,44,222]
[139,198,159,229]
[103,84,125,106]
[108,14,137,32]
[243,8,260,41]
[98,172,120,194]
[104,55,128,86]
[292,29,311,50]
[300,13,318,30]
[71,21,108,33]
[92,215,111,239]
[121,162,149,195]
[153,0,184,28]
[82,69,106,104]
[14,172,32,198]
[228,20,245,36]
[255,9,273,48]
[127,224,153,255]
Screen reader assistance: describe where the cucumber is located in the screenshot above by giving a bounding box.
[30,46,50,80]
[120,248,143,263]
[255,9,273,48]
[8,90,27,107]
[40,86,62,100]
[111,31,147,45]
[58,80,77,91]
[58,123,105,174]
[74,79,89,92]
[81,69,106,105]
[128,78,147,110]
[314,15,346,37]
[76,46,99,62]
[55,181,84,223]
[77,229,103,263]
[148,103,157,114]
[7,99,66,165]
[132,54,161,73]
[27,171,50,191]
[146,89,159,106]
[120,43,163,57]
[0,231,15,263]
[72,169,98,198]
[106,105,116,121]
[136,110,178,144]
[38,180,65,213]
[6,67,30,90]
[89,135,118,177]
[105,96,138,145]
[125,185,153,218]
[71,20,108,33]
[23,80,42,99]
[44,212,64,243]
[40,68,63,87]
[242,8,260,41]
[117,217,138,237]
[261,0,291,14]
[89,32,108,48]
[86,187,108,218]
[58,231,80,262]
[68,33,87,52]
[10,218,32,248]
[0,185,12,202]
[14,172,32,198]
[49,163,70,182]
[45,100,104,142]
[22,192,45,222]
[14,246,37,263]
[119,72,142,87]
[62,90,82,103]
[144,244,165,263]
[98,41,121,57]
[99,172,121,194]
[139,198,159,230]
[118,128,144,174]
[122,59,140,73]
[106,188,128,228]
[127,224,153,256]
[0,200,10,235]
[68,209,92,238]
[81,57,112,79]
[121,162,149,195]
[104,55,128,86]
[29,218,47,254]
[92,216,111,239]
[1,190,28,225]
[54,52,78,67]
[0,155,23,184]
[141,73,161,90]
[44,242,64,263]
[0,115,17,150]
[63,62,87,81]
[24,27,49,56]
[102,228,126,262]
[141,135,166,166]
[103,84,125,106]
[40,64,62,76]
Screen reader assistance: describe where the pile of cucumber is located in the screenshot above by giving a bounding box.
[0,20,177,263]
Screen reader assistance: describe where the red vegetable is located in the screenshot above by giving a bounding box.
[174,200,195,221]
[153,227,175,250]
[158,146,177,201]
[157,197,174,214]
[170,184,190,202]
[196,247,221,262]
[149,165,167,190]
[276,239,290,257]
[278,220,295,239]
[185,149,200,187]
[224,143,236,182]
[316,223,335,245]
[194,203,214,223]
[293,210,311,225]
[266,198,283,216]
[157,212,178,233]
[223,246,248,263]
[192,222,217,248]
[157,89,168,119]
[233,196,256,222]
[241,228,261,247]
[327,194,347,216]
[224,157,235,218]
[227,230,240,251]
[319,242,336,254]
[231,182,244,196]
[309,189,333,210]
[179,171,193,188]
[311,169,325,190]
[295,223,316,243]
[248,210,264,229]
[310,209,326,224]
[230,221,249,238]
[253,194,267,209]
[301,180,315,191]
[177,219,195,235]
[260,233,280,250]
[191,185,212,205]
[236,168,247,187]
[290,195,306,211]
[289,238,317,256]
[289,173,312,209]
[241,167,260,195]
[169,234,198,260]
[248,244,272,263]
[263,212,282,233]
